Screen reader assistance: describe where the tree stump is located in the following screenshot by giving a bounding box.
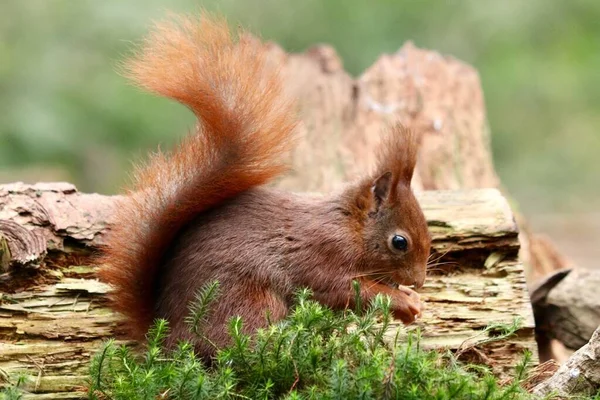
[270,41,498,193]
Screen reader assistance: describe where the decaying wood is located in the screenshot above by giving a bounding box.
[522,360,560,392]
[268,41,499,193]
[0,221,46,272]
[0,182,535,398]
[532,325,600,397]
[532,268,600,352]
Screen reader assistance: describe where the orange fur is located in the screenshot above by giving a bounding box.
[377,125,419,187]
[97,13,297,340]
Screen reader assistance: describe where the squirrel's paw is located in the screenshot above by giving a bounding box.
[390,285,422,324]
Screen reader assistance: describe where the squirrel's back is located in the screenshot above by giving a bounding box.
[97,13,298,340]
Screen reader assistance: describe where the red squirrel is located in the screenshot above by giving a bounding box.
[97,12,431,359]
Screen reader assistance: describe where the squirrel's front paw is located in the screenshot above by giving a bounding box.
[390,286,422,324]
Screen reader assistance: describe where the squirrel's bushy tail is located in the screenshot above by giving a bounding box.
[97,12,297,339]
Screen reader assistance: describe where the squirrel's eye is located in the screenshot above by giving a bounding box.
[391,235,408,251]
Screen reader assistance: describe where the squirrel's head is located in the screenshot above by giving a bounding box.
[349,125,431,289]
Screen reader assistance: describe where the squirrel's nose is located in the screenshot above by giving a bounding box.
[413,275,426,289]
[412,263,427,289]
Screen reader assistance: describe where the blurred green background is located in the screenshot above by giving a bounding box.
[1,0,599,266]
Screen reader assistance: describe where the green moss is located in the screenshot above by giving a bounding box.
[2,284,596,399]
[82,285,537,400]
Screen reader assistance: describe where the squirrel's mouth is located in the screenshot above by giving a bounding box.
[381,275,414,290]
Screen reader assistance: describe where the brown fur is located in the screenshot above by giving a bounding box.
[97,12,431,359]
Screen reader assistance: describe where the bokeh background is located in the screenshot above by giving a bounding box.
[1,0,599,268]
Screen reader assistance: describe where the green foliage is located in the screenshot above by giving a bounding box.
[185,280,221,339]
[0,372,30,400]
[82,287,538,400]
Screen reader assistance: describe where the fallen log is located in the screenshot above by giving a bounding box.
[0,182,535,398]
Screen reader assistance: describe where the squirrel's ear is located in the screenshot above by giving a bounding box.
[372,171,393,210]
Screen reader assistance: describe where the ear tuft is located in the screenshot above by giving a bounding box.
[376,124,419,186]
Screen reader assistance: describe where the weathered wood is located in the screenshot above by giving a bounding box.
[532,269,600,351]
[0,182,535,398]
[0,182,114,252]
[0,221,46,272]
[521,360,560,392]
[532,325,600,397]
[268,42,499,193]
